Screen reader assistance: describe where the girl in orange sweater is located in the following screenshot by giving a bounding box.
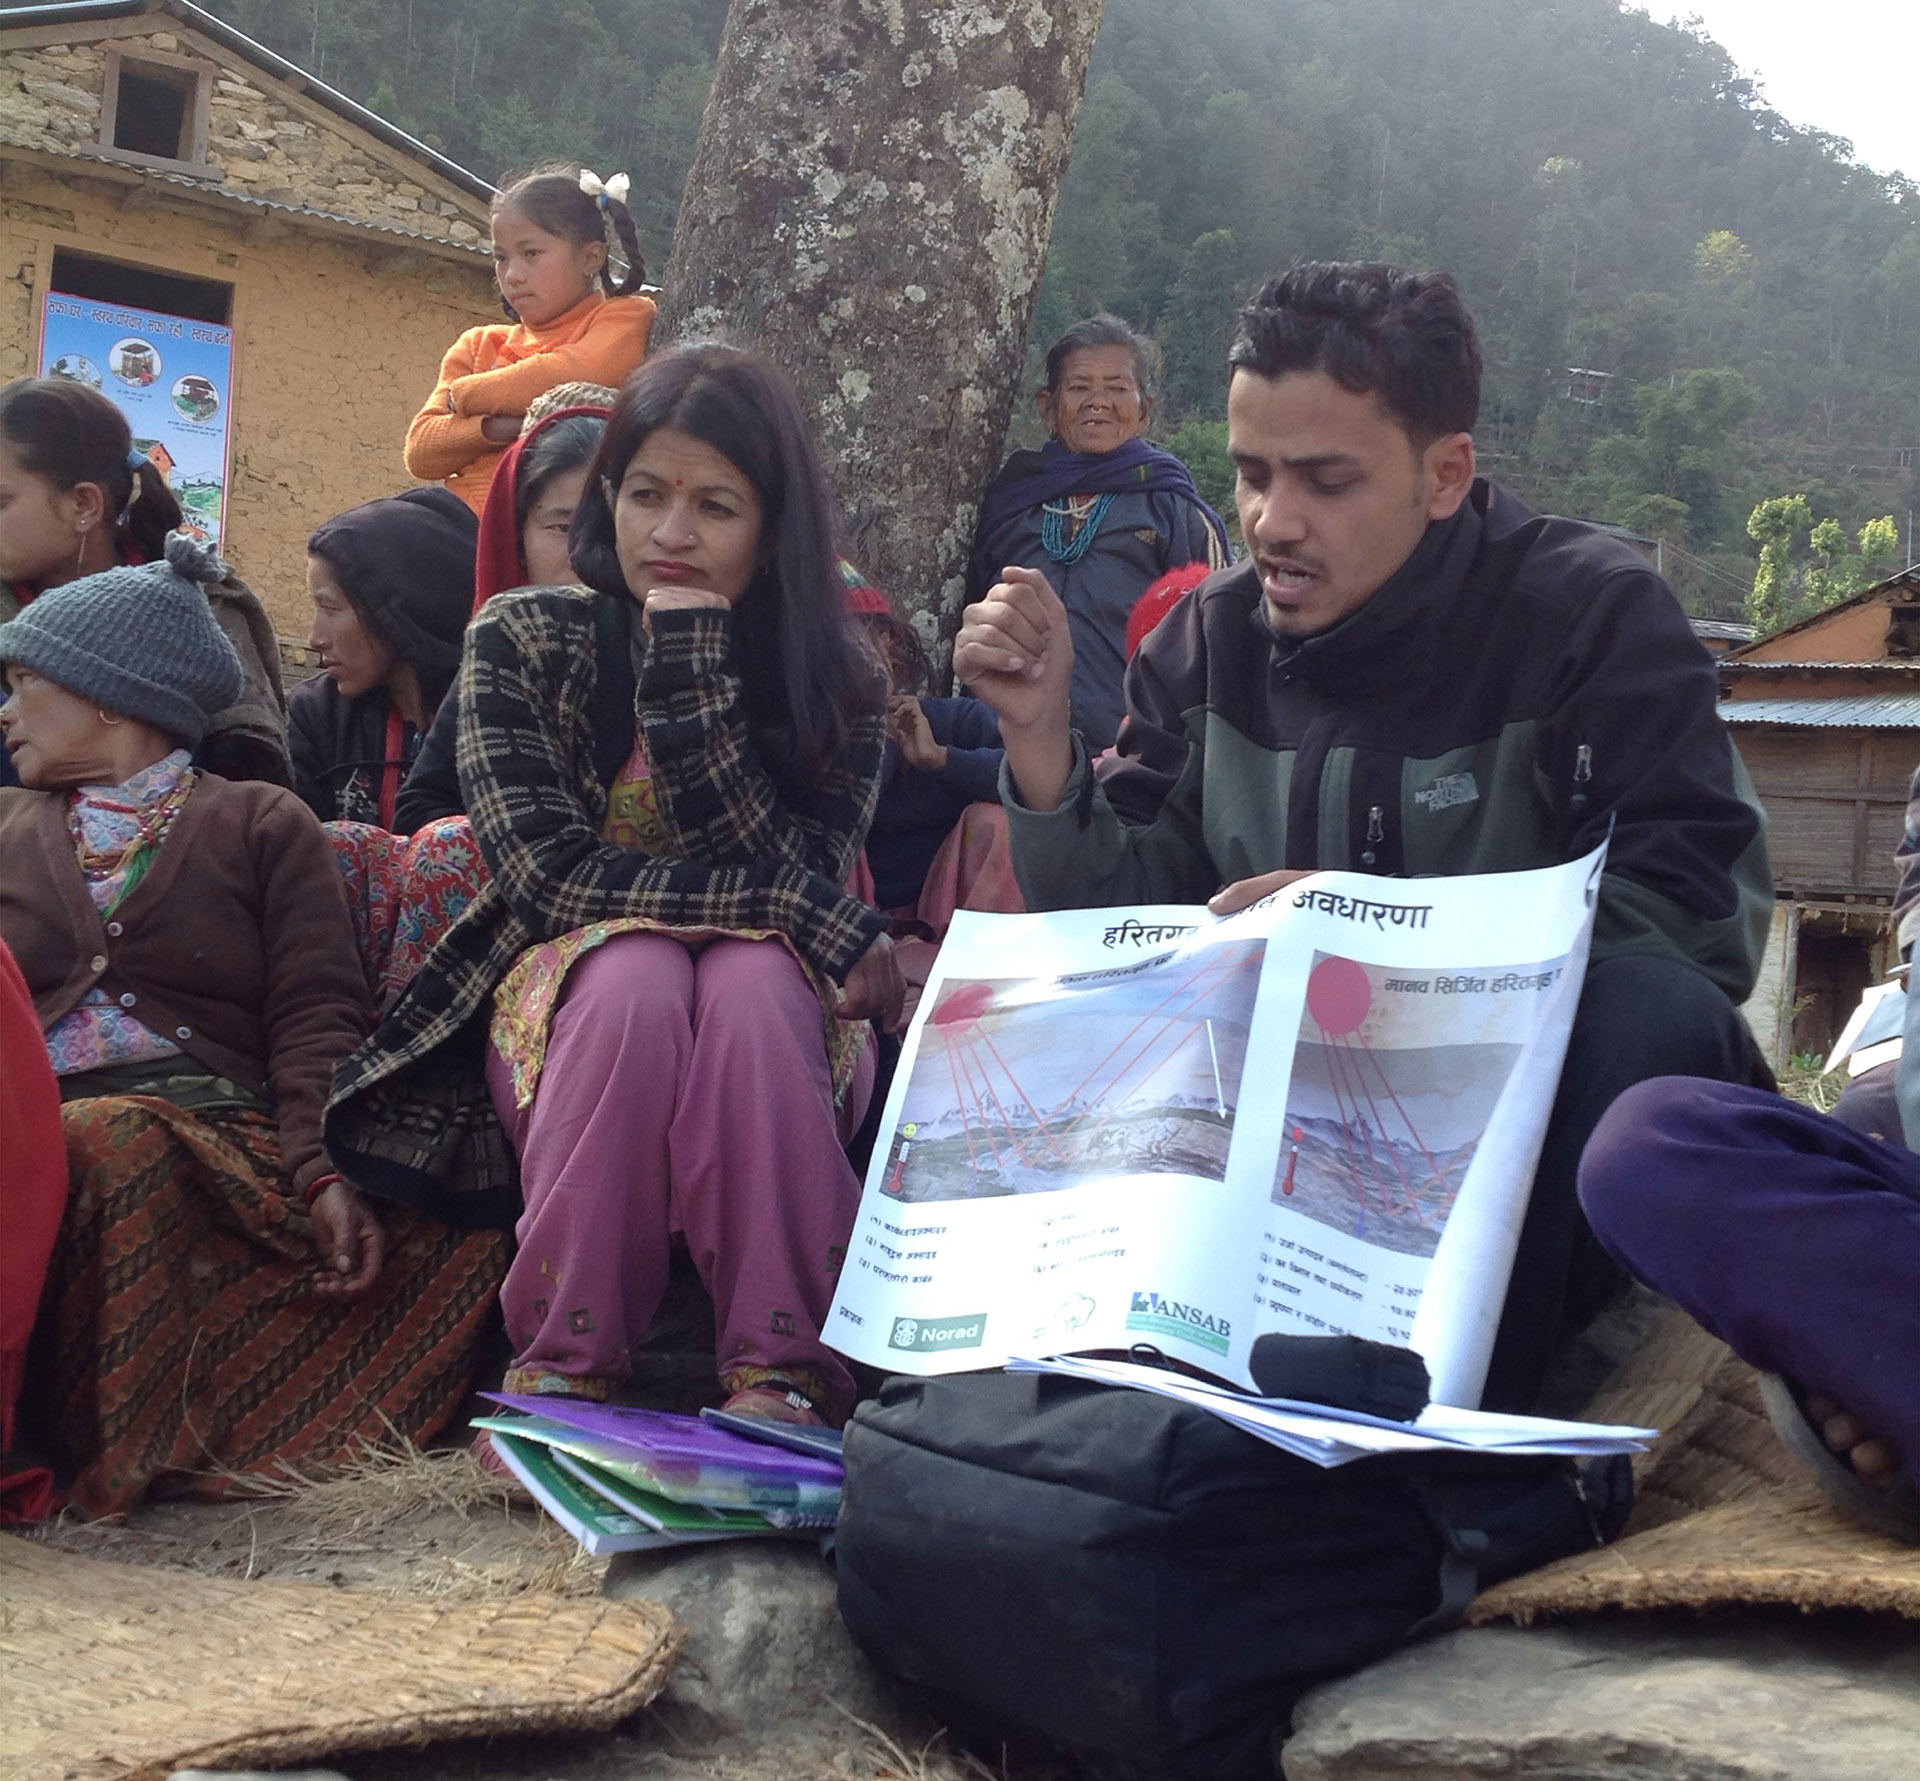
[406,166,655,514]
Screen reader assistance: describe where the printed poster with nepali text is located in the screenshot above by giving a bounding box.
[826,846,1604,1409]
[38,292,234,548]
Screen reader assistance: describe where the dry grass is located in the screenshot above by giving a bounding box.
[247,1441,607,1598]
[831,1703,1011,1781]
[1776,1053,1842,1114]
[41,1439,607,1600]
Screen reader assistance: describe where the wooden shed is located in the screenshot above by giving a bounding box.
[1719,566,1920,1061]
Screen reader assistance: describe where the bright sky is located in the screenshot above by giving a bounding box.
[1665,2,1919,180]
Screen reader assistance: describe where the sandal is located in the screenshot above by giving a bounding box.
[719,1371,830,1428]
[1756,1371,1920,1543]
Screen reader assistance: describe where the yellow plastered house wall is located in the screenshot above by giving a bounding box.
[0,1,499,636]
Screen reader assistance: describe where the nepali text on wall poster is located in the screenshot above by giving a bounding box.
[38,294,234,549]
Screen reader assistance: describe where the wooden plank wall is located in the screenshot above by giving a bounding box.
[1733,727,1918,897]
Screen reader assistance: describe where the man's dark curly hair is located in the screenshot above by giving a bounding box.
[1228,263,1482,445]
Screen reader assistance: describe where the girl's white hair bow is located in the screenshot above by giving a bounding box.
[578,168,632,209]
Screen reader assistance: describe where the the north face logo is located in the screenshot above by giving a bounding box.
[1414,772,1480,813]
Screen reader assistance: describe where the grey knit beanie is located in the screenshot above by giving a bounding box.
[0,532,244,746]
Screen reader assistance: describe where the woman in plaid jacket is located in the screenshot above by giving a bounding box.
[326,345,902,1427]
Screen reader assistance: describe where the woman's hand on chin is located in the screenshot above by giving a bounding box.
[640,586,733,631]
[308,1178,387,1298]
[837,931,906,1033]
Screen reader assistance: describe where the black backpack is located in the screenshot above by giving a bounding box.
[835,1371,1631,1780]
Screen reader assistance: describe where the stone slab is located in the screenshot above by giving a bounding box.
[1283,1617,1920,1780]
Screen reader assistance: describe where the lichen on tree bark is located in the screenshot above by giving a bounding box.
[657,0,1108,676]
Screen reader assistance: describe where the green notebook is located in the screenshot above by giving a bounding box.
[478,1428,684,1555]
[471,1413,832,1527]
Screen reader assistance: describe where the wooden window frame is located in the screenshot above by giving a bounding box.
[96,45,218,179]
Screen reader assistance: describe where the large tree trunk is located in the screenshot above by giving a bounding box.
[657,0,1108,672]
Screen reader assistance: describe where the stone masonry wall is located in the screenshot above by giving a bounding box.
[1,165,497,634]
[0,27,488,247]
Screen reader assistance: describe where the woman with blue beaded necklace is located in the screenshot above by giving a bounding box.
[966,315,1229,752]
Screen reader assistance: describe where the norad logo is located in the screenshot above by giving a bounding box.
[888,1313,987,1353]
[1126,1290,1231,1355]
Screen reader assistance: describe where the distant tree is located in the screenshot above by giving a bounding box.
[1160,415,1234,520]
[1745,494,1813,634]
[1032,72,1167,342]
[1576,367,1759,548]
[1693,230,1754,281]
[1745,498,1899,633]
[1158,229,1244,418]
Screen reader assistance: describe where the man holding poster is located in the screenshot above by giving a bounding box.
[953,263,1771,1411]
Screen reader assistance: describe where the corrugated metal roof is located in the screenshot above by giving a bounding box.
[1719,694,1920,728]
[1721,659,1920,674]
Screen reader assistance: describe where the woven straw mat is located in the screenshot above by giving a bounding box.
[0,1534,680,1781]
[1470,1308,1920,1624]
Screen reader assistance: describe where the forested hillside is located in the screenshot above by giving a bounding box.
[213,0,1920,617]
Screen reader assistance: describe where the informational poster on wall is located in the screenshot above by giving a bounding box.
[826,847,1605,1409]
[38,292,233,548]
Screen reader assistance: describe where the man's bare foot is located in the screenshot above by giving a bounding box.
[1804,1391,1904,1492]
[1757,1372,1920,1543]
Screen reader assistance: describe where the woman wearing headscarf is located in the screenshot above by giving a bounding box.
[0,535,503,1517]
[966,314,1230,752]
[289,486,477,831]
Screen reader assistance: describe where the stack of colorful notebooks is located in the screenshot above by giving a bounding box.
[471,1392,844,1556]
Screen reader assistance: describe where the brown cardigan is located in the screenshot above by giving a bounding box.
[0,773,372,1196]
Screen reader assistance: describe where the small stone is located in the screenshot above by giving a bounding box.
[22,80,96,114]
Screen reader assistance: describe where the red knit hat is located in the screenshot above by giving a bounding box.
[1125,561,1212,659]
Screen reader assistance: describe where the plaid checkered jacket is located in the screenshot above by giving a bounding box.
[325,586,886,1225]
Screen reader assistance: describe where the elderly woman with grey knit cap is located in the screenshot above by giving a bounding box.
[0,535,504,1518]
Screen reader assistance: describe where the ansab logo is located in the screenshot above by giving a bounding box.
[1125,1289,1232,1355]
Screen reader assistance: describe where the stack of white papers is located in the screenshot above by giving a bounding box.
[1005,1354,1655,1469]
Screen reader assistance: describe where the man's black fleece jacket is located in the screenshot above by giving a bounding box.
[1004,479,1772,1002]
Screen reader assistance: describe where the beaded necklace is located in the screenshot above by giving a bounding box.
[1039,490,1116,565]
[67,763,196,915]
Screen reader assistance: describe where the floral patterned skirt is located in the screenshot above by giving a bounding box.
[325,817,490,1009]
